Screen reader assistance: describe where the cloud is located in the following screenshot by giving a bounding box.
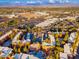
[26,0,42,4]
[15,1,21,3]
[48,0,70,3]
[27,1,36,4]
[49,0,55,3]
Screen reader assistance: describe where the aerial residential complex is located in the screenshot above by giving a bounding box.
[0,0,79,59]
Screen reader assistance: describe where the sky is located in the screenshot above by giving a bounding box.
[0,0,79,6]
